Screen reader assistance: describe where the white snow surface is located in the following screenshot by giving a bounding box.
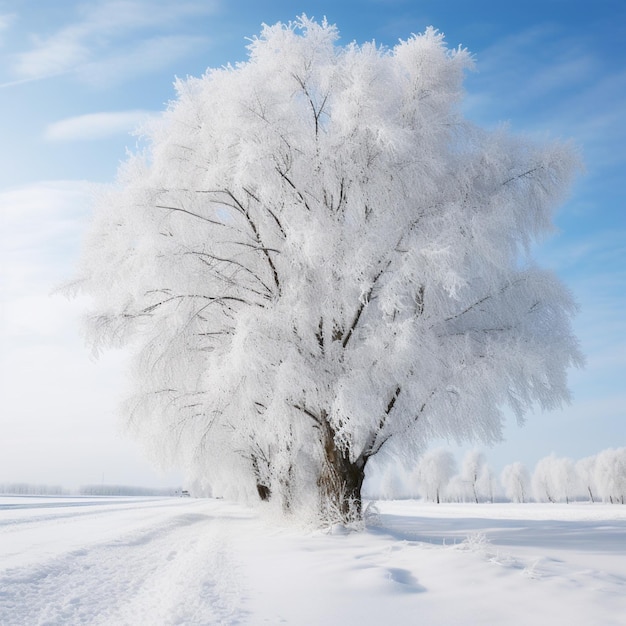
[1,496,624,625]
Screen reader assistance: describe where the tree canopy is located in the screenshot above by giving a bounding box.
[72,16,582,523]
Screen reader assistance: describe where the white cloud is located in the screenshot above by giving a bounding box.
[14,29,91,79]
[0,181,91,297]
[0,12,14,37]
[45,110,157,141]
[77,0,220,33]
[0,12,15,52]
[77,35,209,87]
[10,0,217,84]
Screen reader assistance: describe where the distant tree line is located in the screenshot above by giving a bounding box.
[0,483,68,496]
[368,447,626,504]
[78,485,181,496]
[0,483,181,497]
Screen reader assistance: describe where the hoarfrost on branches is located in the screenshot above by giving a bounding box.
[71,16,582,523]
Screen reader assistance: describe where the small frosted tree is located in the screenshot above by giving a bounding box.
[576,454,598,503]
[532,454,577,503]
[532,455,555,502]
[71,16,582,523]
[459,450,488,503]
[501,462,531,503]
[552,456,579,503]
[414,448,457,503]
[594,448,626,504]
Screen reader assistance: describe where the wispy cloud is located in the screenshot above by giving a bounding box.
[464,24,600,123]
[75,0,219,33]
[539,228,626,275]
[0,181,90,294]
[45,110,157,141]
[14,29,90,79]
[0,12,15,42]
[8,0,217,86]
[461,20,626,234]
[77,35,209,87]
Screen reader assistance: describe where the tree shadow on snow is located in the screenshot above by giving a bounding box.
[367,512,626,553]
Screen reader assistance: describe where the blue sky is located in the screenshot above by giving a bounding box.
[0,0,624,489]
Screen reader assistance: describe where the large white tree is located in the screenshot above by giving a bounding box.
[71,16,582,522]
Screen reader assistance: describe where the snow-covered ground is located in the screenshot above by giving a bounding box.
[1,496,624,625]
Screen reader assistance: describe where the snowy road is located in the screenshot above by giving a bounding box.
[1,497,625,625]
[0,497,250,624]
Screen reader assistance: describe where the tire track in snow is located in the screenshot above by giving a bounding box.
[0,502,247,625]
[0,498,213,572]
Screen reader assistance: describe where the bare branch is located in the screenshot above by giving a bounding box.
[290,403,322,426]
[242,186,287,239]
[183,250,274,298]
[502,166,542,187]
[154,204,234,230]
[444,279,525,323]
[141,293,263,315]
[341,263,389,348]
[275,166,313,213]
[224,190,282,296]
[291,72,329,137]
[363,386,401,459]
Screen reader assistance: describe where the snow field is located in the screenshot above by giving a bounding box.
[1,497,625,625]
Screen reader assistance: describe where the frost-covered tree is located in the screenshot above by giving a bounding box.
[363,457,414,500]
[533,454,579,503]
[532,454,578,503]
[500,462,531,503]
[551,456,579,503]
[71,16,582,522]
[459,450,489,503]
[594,448,626,504]
[414,448,457,503]
[576,454,598,503]
[532,455,557,502]
[482,466,499,503]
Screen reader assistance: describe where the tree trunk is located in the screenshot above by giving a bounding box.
[256,483,271,501]
[587,486,595,503]
[317,413,366,523]
[250,454,271,501]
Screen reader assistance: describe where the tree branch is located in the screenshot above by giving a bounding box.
[275,166,313,213]
[341,263,389,348]
[155,204,236,230]
[501,166,542,187]
[223,190,282,296]
[141,293,262,315]
[242,186,287,239]
[290,403,322,426]
[363,386,401,459]
[443,279,524,324]
[292,72,329,137]
[183,250,274,298]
